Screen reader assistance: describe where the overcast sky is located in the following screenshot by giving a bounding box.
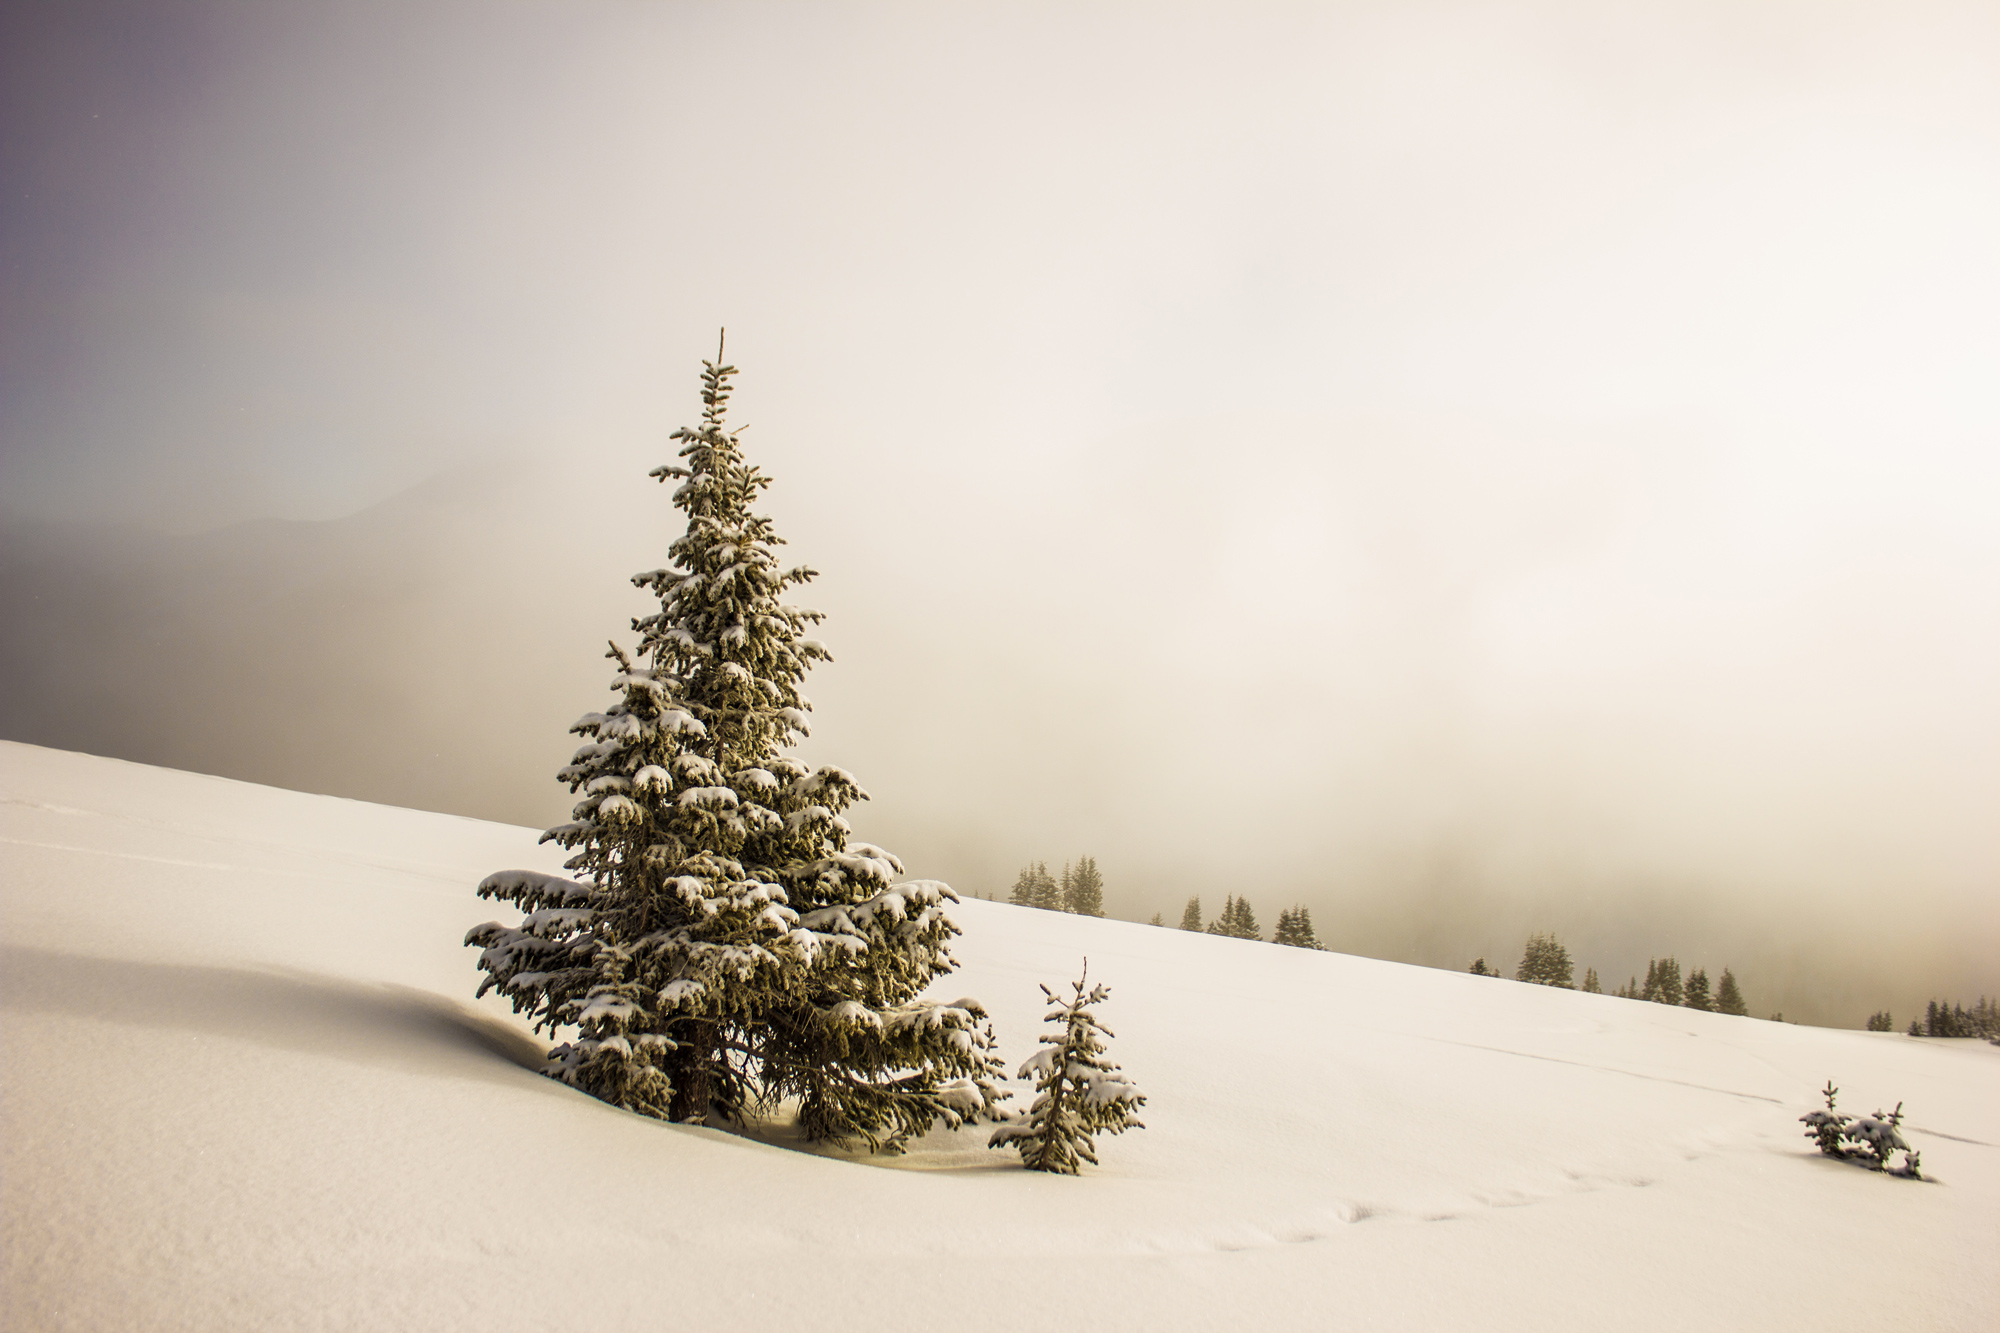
[3,1,1996,1015]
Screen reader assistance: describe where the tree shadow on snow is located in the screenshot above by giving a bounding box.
[0,943,552,1089]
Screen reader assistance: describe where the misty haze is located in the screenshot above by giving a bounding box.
[5,4,1999,1330]
[5,3,1997,1031]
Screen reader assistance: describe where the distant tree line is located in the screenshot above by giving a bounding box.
[1008,858,1107,916]
[1469,935,1750,1016]
[1900,997,1998,1041]
[1155,894,1323,949]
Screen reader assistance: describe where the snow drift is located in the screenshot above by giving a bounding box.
[2,741,1994,1331]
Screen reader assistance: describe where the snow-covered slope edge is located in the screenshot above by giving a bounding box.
[2,741,1994,1332]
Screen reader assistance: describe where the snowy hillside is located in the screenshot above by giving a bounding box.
[2,741,1994,1332]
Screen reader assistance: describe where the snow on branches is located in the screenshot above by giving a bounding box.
[467,337,1002,1148]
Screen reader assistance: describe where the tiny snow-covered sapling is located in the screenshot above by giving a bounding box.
[990,961,1146,1174]
[1801,1080,1853,1157]
[1847,1102,1919,1178]
[1799,1081,1923,1179]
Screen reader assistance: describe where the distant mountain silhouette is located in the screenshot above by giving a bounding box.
[0,457,662,827]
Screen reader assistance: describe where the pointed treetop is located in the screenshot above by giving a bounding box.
[700,328,735,427]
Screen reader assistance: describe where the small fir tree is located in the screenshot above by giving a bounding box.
[1515,933,1574,988]
[1866,1011,1893,1032]
[1065,856,1106,917]
[1714,968,1747,1016]
[467,339,1001,1147]
[1469,957,1496,976]
[989,961,1146,1173]
[1179,896,1203,931]
[1148,911,1164,926]
[1581,967,1601,994]
[1683,968,1713,1012]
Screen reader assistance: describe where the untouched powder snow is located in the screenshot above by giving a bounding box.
[2,740,1994,1331]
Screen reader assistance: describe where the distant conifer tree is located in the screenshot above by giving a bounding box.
[1273,906,1322,949]
[468,339,1001,1145]
[1207,895,1260,939]
[1515,933,1574,987]
[1581,967,1601,993]
[1035,864,1063,911]
[1066,855,1106,917]
[1866,1011,1893,1032]
[990,962,1146,1174]
[1468,958,1497,977]
[1005,861,1063,911]
[1683,968,1713,1011]
[1714,967,1747,1016]
[1179,895,1203,931]
[1148,911,1164,927]
[1647,957,1683,1006]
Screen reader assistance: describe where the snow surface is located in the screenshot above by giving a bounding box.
[2,739,1994,1332]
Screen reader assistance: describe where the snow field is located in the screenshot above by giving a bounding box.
[2,740,1994,1331]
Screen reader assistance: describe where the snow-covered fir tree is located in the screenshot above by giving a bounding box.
[467,339,1002,1148]
[1178,896,1202,931]
[989,961,1146,1174]
[1469,957,1498,977]
[1515,932,1574,987]
[1272,905,1322,949]
[1065,856,1106,917]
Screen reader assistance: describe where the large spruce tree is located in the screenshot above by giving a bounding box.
[467,339,1002,1148]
